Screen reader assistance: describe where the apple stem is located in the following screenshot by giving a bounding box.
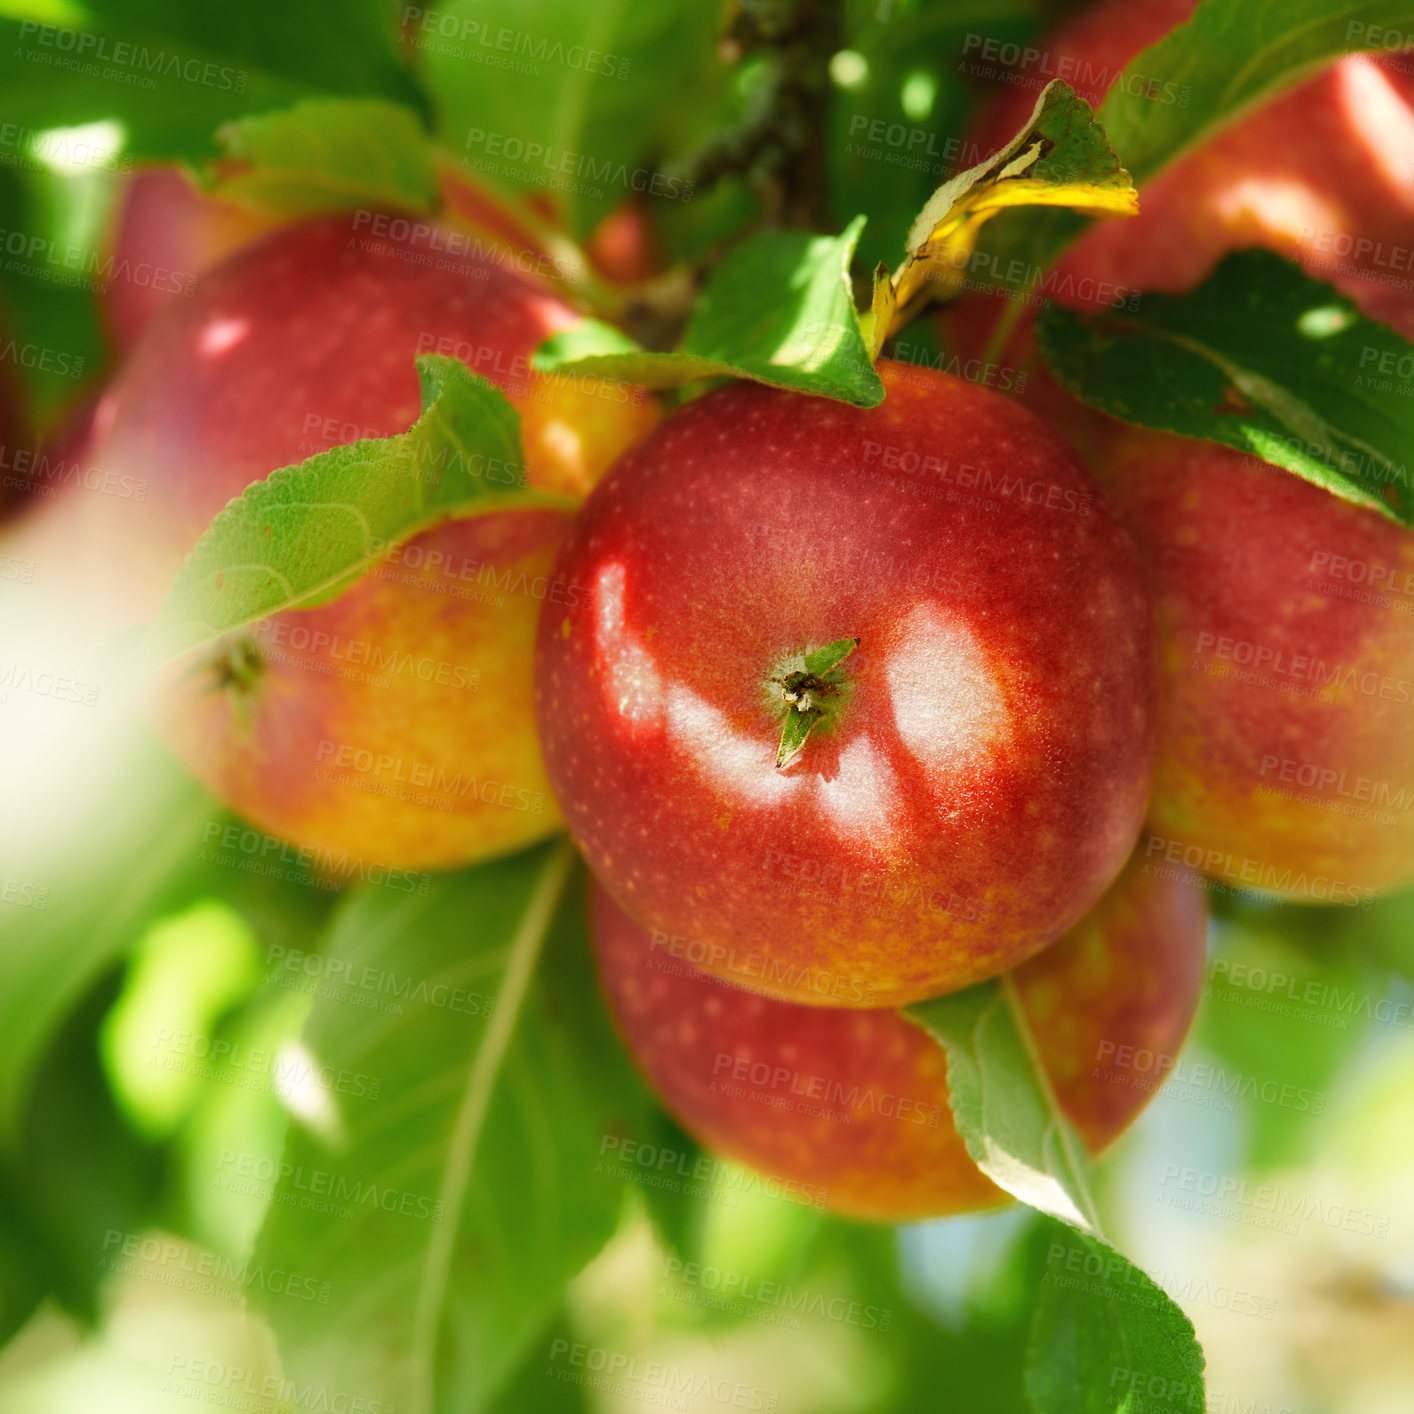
[773,637,859,770]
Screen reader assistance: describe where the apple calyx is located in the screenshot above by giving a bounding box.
[772,637,860,770]
[208,635,263,696]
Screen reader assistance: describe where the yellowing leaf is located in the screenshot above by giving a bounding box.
[863,263,896,362]
[882,80,1137,340]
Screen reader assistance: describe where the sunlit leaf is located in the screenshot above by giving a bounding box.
[535,220,883,406]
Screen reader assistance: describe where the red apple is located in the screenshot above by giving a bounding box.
[957,1,1414,345]
[85,212,658,869]
[1085,427,1414,901]
[90,211,655,597]
[104,163,567,356]
[948,3,1414,898]
[535,360,1157,1008]
[590,845,1207,1221]
[947,5,1414,429]
[103,166,288,353]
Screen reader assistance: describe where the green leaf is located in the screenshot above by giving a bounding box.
[143,355,571,667]
[872,79,1135,346]
[625,1108,703,1260]
[208,98,438,214]
[973,0,1414,314]
[0,733,211,1143]
[1103,0,1414,190]
[905,80,1134,251]
[0,0,419,165]
[0,980,164,1340]
[484,1309,593,1414]
[1214,876,1414,983]
[100,899,264,1138]
[905,978,1101,1235]
[1336,885,1414,983]
[813,1216,1035,1414]
[1036,250,1414,524]
[1198,916,1378,1168]
[96,0,421,104]
[0,163,108,428]
[420,0,728,237]
[0,721,336,1145]
[252,842,662,1413]
[174,986,307,1263]
[534,220,885,406]
[906,982,1207,1411]
[1026,1221,1206,1414]
[827,2,1017,273]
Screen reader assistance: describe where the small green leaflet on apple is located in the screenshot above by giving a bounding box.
[905,980,1206,1414]
[534,217,884,406]
[972,0,1414,335]
[206,98,438,214]
[142,355,573,669]
[251,842,668,1414]
[774,637,860,770]
[864,79,1136,356]
[1036,250,1414,525]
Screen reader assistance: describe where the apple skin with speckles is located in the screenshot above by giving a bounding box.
[85,212,658,870]
[535,360,1158,1008]
[947,0,1414,898]
[1084,429,1414,901]
[590,845,1207,1221]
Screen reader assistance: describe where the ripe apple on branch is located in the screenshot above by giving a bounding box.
[3,4,1412,1406]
